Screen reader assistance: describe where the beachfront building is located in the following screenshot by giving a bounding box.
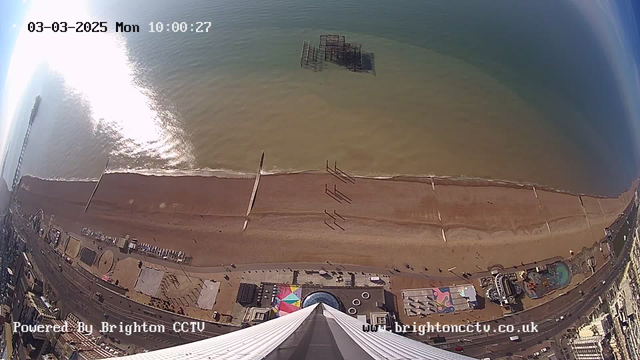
[263,283,394,325]
[402,285,478,316]
[577,313,612,339]
[112,303,474,360]
[570,336,606,360]
[608,257,640,360]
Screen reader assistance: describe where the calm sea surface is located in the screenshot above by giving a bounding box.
[6,0,638,195]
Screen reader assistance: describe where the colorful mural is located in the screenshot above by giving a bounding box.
[431,287,455,313]
[523,262,571,299]
[271,284,302,317]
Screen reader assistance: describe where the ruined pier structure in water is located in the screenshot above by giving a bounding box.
[301,35,371,73]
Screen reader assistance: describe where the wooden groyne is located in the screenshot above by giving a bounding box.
[533,185,552,234]
[243,151,265,230]
[84,158,110,213]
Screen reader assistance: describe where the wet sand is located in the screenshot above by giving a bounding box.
[15,173,635,273]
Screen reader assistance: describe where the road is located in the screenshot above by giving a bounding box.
[426,200,637,358]
[12,213,236,353]
[11,198,637,357]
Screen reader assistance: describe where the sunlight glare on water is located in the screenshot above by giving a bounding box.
[22,0,192,165]
[3,0,637,195]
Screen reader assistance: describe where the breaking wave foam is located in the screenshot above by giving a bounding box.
[22,167,617,198]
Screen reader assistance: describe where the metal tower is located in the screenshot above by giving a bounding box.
[111,303,474,360]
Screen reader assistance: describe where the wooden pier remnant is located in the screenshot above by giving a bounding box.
[84,158,110,213]
[300,34,366,73]
[243,151,265,230]
[300,41,311,66]
[300,41,322,71]
[320,34,362,71]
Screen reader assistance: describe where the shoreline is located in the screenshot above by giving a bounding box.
[23,168,634,199]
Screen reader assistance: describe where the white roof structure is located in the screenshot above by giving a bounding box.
[112,303,475,360]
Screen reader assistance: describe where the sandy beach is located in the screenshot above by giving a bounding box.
[15,173,635,273]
